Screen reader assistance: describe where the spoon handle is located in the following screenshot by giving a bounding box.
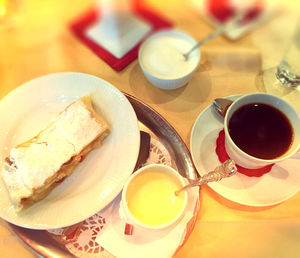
[199,159,237,183]
[184,11,245,60]
[175,159,237,195]
[184,26,225,58]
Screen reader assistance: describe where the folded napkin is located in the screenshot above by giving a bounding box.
[70,4,172,71]
[96,187,199,258]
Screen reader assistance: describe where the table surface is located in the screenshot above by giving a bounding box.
[1,0,300,257]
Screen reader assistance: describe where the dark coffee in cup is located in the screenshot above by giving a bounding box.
[228,103,293,159]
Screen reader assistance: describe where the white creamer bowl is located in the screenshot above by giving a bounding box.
[120,164,188,231]
[138,29,200,90]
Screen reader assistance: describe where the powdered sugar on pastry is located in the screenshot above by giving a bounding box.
[2,96,109,211]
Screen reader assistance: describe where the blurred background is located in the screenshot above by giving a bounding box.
[1,0,299,102]
[1,1,300,257]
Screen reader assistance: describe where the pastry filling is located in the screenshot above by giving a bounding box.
[2,95,110,211]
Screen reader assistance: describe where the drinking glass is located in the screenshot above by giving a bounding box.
[275,23,300,88]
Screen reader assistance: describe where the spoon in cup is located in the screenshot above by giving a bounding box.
[213,98,233,117]
[183,11,246,61]
[183,26,226,61]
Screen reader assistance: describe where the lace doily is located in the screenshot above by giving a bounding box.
[140,137,173,168]
[47,136,174,257]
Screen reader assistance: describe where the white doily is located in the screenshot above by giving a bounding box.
[140,137,173,168]
[47,136,176,257]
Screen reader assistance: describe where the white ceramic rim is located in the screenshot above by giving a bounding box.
[138,28,201,80]
[190,94,300,207]
[0,72,140,229]
[121,164,188,230]
[224,92,300,164]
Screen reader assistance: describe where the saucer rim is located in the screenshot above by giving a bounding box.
[190,94,300,207]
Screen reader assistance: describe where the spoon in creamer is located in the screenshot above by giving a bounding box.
[183,26,226,61]
[183,12,246,61]
[175,159,237,195]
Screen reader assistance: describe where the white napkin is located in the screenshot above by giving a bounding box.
[86,12,152,59]
[96,188,199,258]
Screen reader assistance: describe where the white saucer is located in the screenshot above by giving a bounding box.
[190,95,300,207]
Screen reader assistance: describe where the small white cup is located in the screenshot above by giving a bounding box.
[224,93,300,169]
[138,29,200,90]
[120,164,188,231]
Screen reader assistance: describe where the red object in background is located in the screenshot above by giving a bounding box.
[207,0,234,22]
[206,0,264,24]
[70,3,172,71]
[215,129,274,177]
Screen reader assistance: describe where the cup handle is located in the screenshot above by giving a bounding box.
[119,201,134,235]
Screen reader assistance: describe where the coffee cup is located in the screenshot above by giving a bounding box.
[224,93,300,169]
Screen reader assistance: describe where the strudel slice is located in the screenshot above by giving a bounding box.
[2,95,110,211]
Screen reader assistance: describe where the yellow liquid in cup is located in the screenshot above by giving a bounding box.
[126,170,186,226]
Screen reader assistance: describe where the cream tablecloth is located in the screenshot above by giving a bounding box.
[0,0,300,257]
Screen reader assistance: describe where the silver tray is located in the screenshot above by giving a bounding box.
[7,93,199,257]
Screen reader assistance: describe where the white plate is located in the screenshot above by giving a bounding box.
[0,72,140,229]
[190,95,300,207]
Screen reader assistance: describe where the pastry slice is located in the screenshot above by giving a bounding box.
[2,95,110,211]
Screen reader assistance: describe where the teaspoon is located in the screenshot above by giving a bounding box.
[183,12,245,61]
[213,98,233,118]
[183,26,226,61]
[175,159,237,195]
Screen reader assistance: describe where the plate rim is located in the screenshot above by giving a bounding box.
[0,72,140,229]
[8,92,201,258]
